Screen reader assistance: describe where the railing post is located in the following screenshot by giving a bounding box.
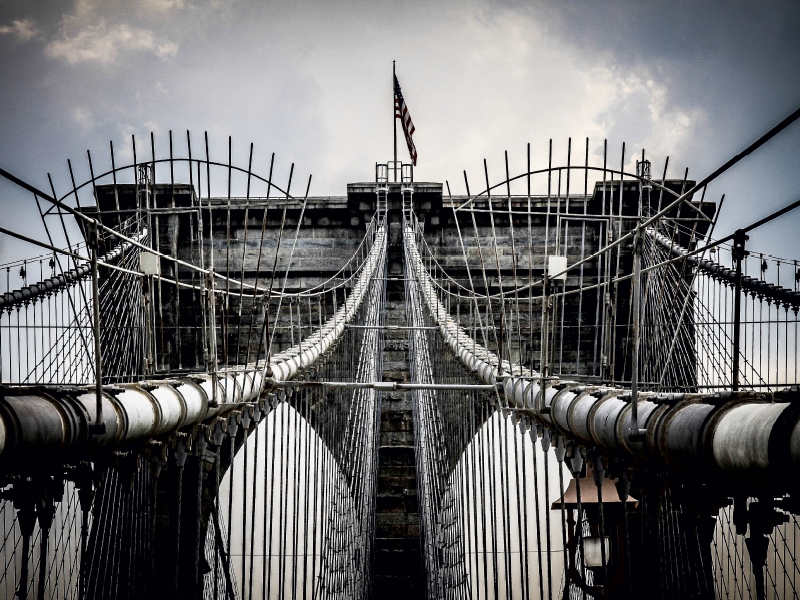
[630,225,646,438]
[88,220,105,434]
[539,273,549,411]
[206,267,218,406]
[731,229,748,391]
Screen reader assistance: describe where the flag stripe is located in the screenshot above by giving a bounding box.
[394,75,417,166]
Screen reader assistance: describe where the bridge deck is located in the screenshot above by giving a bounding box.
[373,228,424,598]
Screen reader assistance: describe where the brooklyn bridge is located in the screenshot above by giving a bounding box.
[1,109,800,600]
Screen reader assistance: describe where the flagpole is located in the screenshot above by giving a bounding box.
[393,60,397,183]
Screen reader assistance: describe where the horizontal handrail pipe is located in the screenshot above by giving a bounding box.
[266,380,498,392]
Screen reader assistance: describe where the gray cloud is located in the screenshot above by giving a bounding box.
[45,18,178,64]
[0,18,41,41]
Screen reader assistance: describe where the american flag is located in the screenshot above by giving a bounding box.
[394,75,417,166]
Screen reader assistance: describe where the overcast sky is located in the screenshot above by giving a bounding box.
[1,0,800,265]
